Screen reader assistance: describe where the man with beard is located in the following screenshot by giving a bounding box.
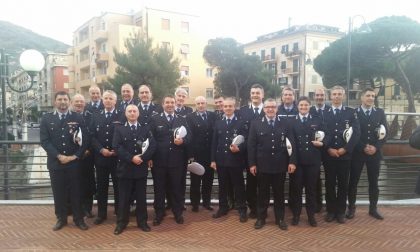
[150,95,191,225]
[40,91,88,231]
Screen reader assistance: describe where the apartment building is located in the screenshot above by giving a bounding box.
[38,53,69,111]
[70,8,214,105]
[244,24,344,99]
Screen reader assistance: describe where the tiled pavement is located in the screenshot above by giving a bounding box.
[0,205,419,251]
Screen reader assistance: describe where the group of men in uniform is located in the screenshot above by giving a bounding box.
[40,82,387,234]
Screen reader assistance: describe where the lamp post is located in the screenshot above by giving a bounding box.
[299,52,313,97]
[1,49,44,199]
[346,15,372,106]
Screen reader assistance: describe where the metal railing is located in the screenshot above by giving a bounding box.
[1,112,420,204]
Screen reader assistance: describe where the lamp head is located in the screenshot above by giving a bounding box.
[19,49,45,73]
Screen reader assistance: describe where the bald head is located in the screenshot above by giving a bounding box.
[89,86,101,102]
[195,96,207,113]
[72,94,86,113]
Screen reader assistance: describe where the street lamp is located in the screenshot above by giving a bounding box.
[1,49,45,141]
[299,52,313,97]
[346,15,372,106]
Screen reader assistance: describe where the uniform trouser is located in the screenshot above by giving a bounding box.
[80,155,95,213]
[152,165,184,218]
[246,170,258,212]
[96,164,119,218]
[290,164,320,218]
[257,172,286,221]
[49,166,83,223]
[348,157,380,210]
[117,177,147,227]
[190,162,214,207]
[165,166,187,208]
[324,159,351,216]
[217,165,246,212]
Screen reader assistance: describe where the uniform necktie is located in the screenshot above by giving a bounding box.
[106,112,111,118]
[176,108,181,113]
[269,119,274,127]
[124,102,128,109]
[95,102,99,108]
[318,108,322,115]
[168,114,173,122]
[144,105,148,111]
[202,113,207,121]
[254,107,259,115]
[227,118,231,125]
[334,108,340,116]
[131,125,136,131]
[60,114,66,121]
[366,110,370,117]
[302,117,307,123]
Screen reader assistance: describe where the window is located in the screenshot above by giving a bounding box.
[180,44,190,54]
[100,43,107,52]
[180,66,189,76]
[278,77,288,85]
[271,48,276,59]
[313,41,319,50]
[311,75,318,84]
[280,61,286,70]
[101,20,106,30]
[292,76,298,89]
[270,63,277,75]
[63,69,69,76]
[206,68,213,77]
[281,44,289,54]
[293,42,299,52]
[181,21,189,32]
[309,92,314,100]
[135,17,142,27]
[161,42,171,48]
[161,18,170,30]
[293,59,299,72]
[260,49,265,60]
[206,88,213,99]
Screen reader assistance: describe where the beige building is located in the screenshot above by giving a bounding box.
[70,8,214,105]
[244,24,344,99]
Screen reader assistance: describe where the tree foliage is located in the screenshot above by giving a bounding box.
[108,34,182,102]
[203,38,275,105]
[313,16,420,112]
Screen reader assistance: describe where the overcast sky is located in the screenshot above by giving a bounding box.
[1,0,419,45]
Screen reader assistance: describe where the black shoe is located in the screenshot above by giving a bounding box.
[192,205,199,212]
[153,217,162,226]
[93,217,106,225]
[278,220,288,230]
[336,214,346,224]
[228,200,235,210]
[254,219,265,229]
[212,210,228,219]
[346,207,355,219]
[203,205,214,211]
[325,213,335,222]
[139,222,151,232]
[175,215,184,224]
[75,221,89,231]
[114,225,125,235]
[291,215,300,226]
[84,210,94,218]
[369,210,384,220]
[248,210,257,219]
[239,211,248,223]
[308,216,317,227]
[52,219,67,231]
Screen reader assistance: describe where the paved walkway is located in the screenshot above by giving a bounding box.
[0,205,419,251]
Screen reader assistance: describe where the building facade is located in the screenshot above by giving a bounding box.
[70,8,214,105]
[244,24,344,99]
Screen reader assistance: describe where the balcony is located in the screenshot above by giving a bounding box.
[78,58,90,70]
[95,74,109,84]
[261,55,277,63]
[282,68,299,75]
[94,30,108,42]
[95,52,109,63]
[285,49,302,58]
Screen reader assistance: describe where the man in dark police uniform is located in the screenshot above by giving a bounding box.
[40,91,89,231]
